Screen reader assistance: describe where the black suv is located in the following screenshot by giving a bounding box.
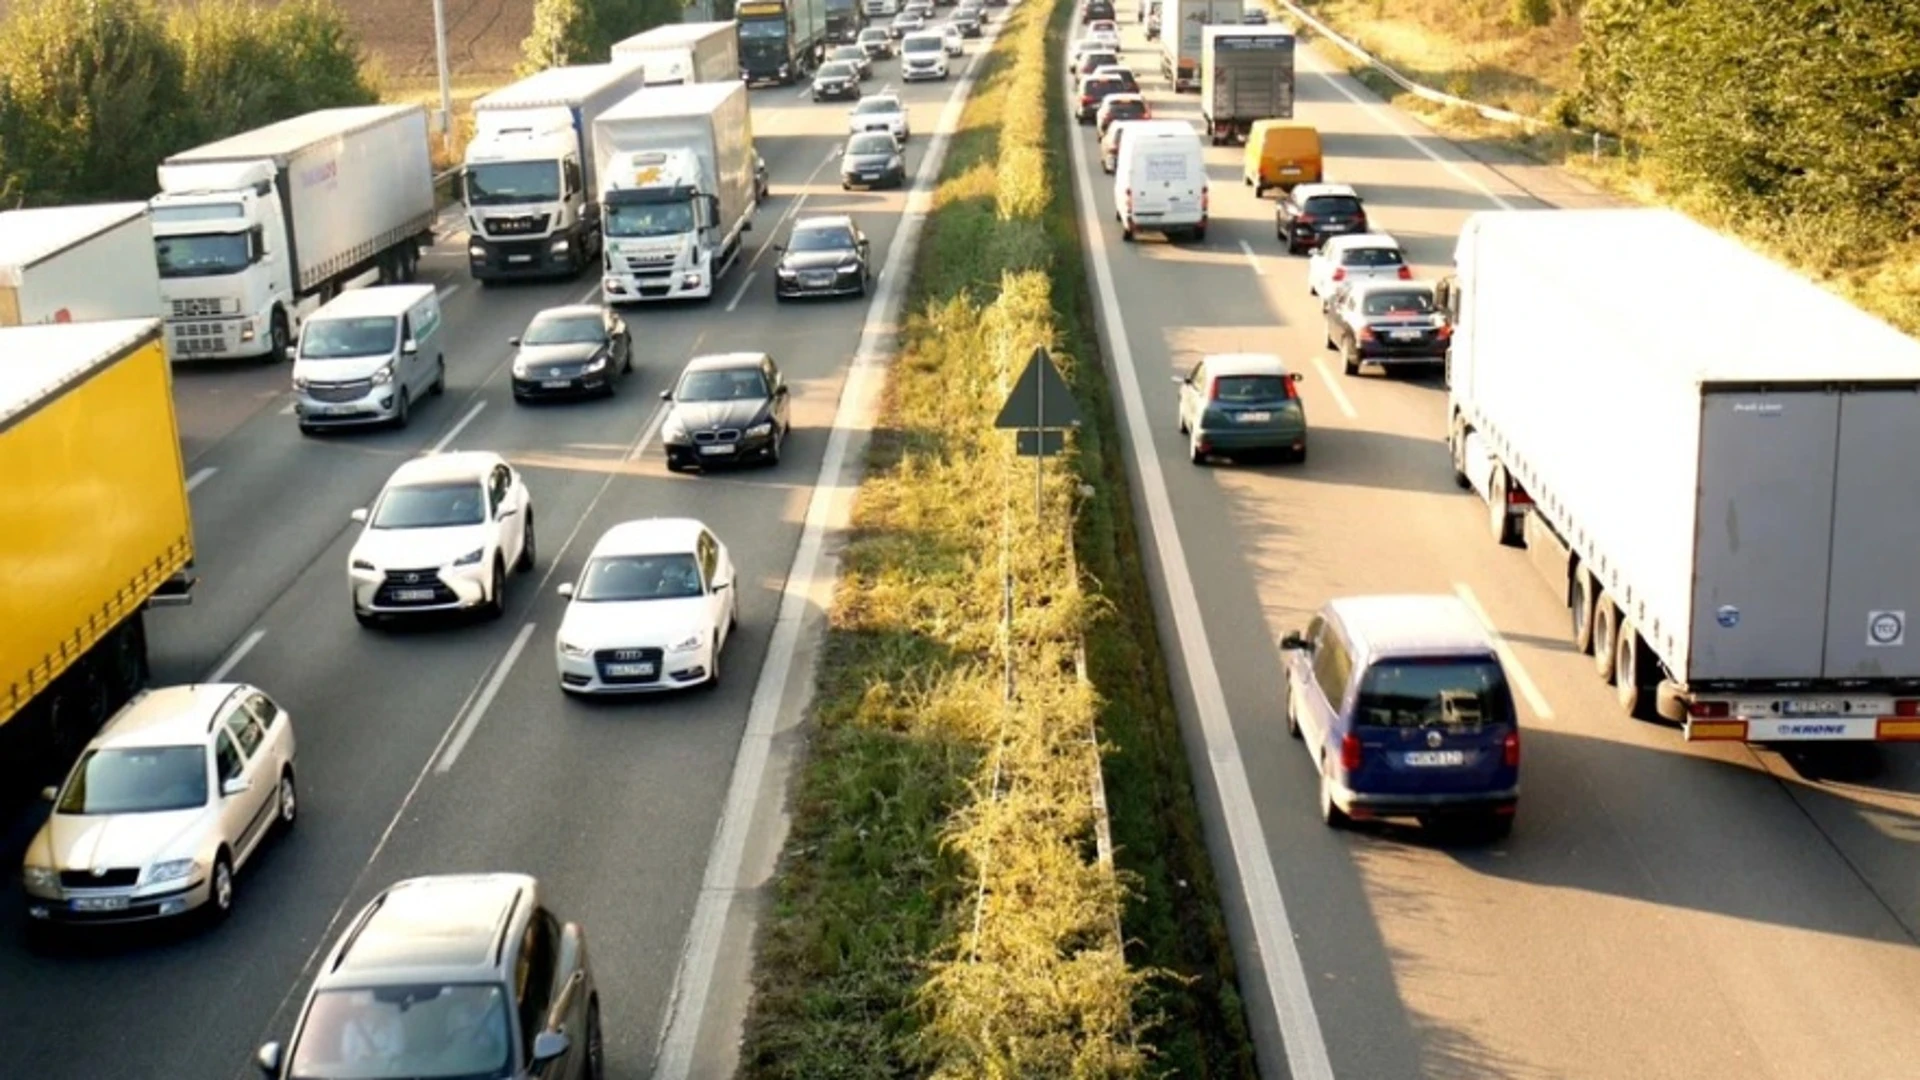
[1277,183,1371,254]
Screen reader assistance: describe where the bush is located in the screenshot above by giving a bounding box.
[518,0,685,75]
[1509,0,1552,28]
[169,0,376,148]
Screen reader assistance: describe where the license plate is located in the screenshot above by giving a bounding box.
[1404,750,1466,767]
[311,404,357,415]
[1280,167,1301,175]
[542,379,572,388]
[803,274,832,286]
[393,588,436,601]
[606,662,655,677]
[1388,330,1424,341]
[1322,223,1349,231]
[860,172,880,180]
[700,444,737,456]
[507,254,533,263]
[1237,411,1271,423]
[1780,700,1843,716]
[71,896,129,912]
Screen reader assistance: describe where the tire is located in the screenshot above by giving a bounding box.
[704,632,723,690]
[767,424,785,466]
[1570,567,1596,654]
[1343,344,1361,376]
[275,769,297,831]
[1318,768,1348,829]
[206,851,235,925]
[1285,685,1301,738]
[1292,443,1308,465]
[1449,423,1471,490]
[1324,333,1336,351]
[431,357,447,396]
[1193,226,1207,242]
[1480,814,1515,841]
[268,308,291,364]
[1187,431,1205,464]
[1488,467,1522,546]
[1593,599,1619,683]
[1615,622,1661,721]
[515,513,536,572]
[392,388,411,430]
[586,998,606,1080]
[1120,218,1134,242]
[484,560,507,621]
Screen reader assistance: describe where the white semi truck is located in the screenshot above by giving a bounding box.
[593,81,757,304]
[0,203,162,327]
[1446,208,1920,743]
[610,21,742,86]
[463,63,651,282]
[150,105,436,362]
[1163,0,1244,92]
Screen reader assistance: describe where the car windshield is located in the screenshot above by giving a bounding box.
[833,46,864,60]
[522,314,605,346]
[848,134,896,155]
[903,36,941,52]
[1080,53,1116,70]
[301,317,397,359]
[1363,290,1435,315]
[371,483,487,529]
[1354,658,1513,730]
[1303,195,1363,216]
[576,552,704,601]
[288,983,512,1080]
[854,98,900,114]
[153,233,250,278]
[819,62,856,79]
[860,30,887,42]
[677,366,770,402]
[464,160,561,206]
[1342,246,1404,267]
[57,746,208,815]
[1211,375,1292,403]
[789,225,855,252]
[605,200,693,238]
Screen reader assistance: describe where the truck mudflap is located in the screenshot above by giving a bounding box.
[1681,696,1920,742]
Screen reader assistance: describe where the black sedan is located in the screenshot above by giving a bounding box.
[1323,280,1451,375]
[812,60,863,101]
[841,131,907,189]
[660,352,793,471]
[773,215,873,299]
[950,9,982,35]
[828,44,874,78]
[509,304,631,401]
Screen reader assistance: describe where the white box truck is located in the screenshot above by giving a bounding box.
[1445,208,1920,743]
[594,82,757,303]
[151,105,436,362]
[1200,25,1294,145]
[0,203,162,327]
[463,63,651,282]
[611,21,742,85]
[1162,0,1243,92]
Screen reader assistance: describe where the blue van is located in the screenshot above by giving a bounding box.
[1280,594,1521,838]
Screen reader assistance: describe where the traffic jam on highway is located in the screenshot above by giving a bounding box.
[5,0,1920,1075]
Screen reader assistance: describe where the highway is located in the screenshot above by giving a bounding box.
[0,28,988,1079]
[1071,14,1920,1080]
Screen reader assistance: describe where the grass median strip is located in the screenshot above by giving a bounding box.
[739,0,1255,1076]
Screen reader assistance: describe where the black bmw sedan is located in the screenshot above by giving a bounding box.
[660,352,793,471]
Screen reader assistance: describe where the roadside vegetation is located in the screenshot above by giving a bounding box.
[739,0,1254,1076]
[1286,0,1920,334]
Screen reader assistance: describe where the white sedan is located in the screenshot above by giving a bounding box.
[848,93,910,142]
[1306,233,1412,299]
[938,23,965,56]
[347,450,536,626]
[554,518,739,694]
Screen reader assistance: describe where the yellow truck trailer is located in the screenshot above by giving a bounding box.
[0,319,196,793]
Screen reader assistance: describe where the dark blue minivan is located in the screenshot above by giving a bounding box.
[1280,594,1521,838]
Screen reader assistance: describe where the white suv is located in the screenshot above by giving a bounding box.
[900,32,950,80]
[347,451,536,626]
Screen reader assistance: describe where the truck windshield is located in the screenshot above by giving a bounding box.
[466,161,561,205]
[154,233,250,278]
[605,201,694,238]
[302,316,398,359]
[738,20,787,39]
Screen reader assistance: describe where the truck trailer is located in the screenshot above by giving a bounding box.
[1446,208,1920,743]
[736,0,829,85]
[464,64,651,282]
[0,204,163,327]
[1200,25,1294,144]
[595,82,757,303]
[611,21,742,85]
[1163,0,1243,92]
[0,319,196,797]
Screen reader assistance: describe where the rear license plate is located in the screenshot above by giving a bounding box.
[1280,167,1301,175]
[1780,700,1843,716]
[700,444,736,455]
[1389,330,1424,341]
[1404,750,1466,767]
[71,896,129,912]
[507,254,533,263]
[1237,411,1271,423]
[393,588,436,601]
[542,379,572,388]
[606,662,656,677]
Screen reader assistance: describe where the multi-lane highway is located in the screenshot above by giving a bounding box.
[0,24,992,1078]
[1071,13,1920,1080]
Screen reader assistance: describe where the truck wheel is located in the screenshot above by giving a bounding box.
[1449,423,1471,489]
[1614,622,1661,721]
[1570,567,1597,654]
[268,308,290,363]
[1592,599,1619,683]
[1488,467,1522,547]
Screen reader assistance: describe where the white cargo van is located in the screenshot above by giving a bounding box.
[1113,122,1207,242]
[291,284,445,434]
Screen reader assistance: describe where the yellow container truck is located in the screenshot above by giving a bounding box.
[0,318,196,794]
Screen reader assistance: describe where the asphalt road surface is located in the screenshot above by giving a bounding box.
[0,28,990,1079]
[1070,14,1920,1080]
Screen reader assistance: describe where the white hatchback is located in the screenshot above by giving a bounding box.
[1307,233,1412,298]
[849,93,911,141]
[554,518,739,694]
[347,451,536,625]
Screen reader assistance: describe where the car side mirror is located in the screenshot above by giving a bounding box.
[659,389,673,401]
[1291,372,1304,383]
[557,582,575,599]
[508,336,520,347]
[714,577,732,591]
[255,1042,283,1077]
[1280,631,1310,651]
[402,339,418,355]
[40,785,57,803]
[773,243,785,252]
[531,1031,571,1064]
[350,508,369,524]
[222,777,252,798]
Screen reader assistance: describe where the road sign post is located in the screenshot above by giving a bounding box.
[994,345,1083,524]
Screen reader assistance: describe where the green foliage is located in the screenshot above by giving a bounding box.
[1509,0,1552,28]
[169,0,376,148]
[518,0,684,75]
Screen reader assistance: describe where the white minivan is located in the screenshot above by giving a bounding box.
[1113,122,1207,243]
[290,284,446,434]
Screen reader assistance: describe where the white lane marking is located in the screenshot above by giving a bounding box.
[576,280,602,305]
[1063,32,1338,1080]
[652,25,991,1080]
[1311,356,1360,418]
[435,622,537,772]
[1452,583,1557,721]
[741,148,840,276]
[627,401,671,462]
[1238,239,1264,276]
[205,629,265,683]
[1313,64,1516,211]
[437,283,460,301]
[279,402,295,416]
[186,467,218,492]
[429,401,486,454]
[726,272,758,312]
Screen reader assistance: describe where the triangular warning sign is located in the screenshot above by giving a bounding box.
[994,347,1083,430]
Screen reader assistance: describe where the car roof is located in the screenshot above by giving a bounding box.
[529,303,603,321]
[589,517,711,557]
[1294,182,1359,200]
[312,284,434,318]
[1326,595,1496,660]
[321,874,534,986]
[1326,232,1401,251]
[1201,352,1290,378]
[385,450,501,487]
[793,214,856,232]
[682,350,769,373]
[1101,93,1146,104]
[858,94,903,107]
[94,684,248,748]
[1345,279,1434,297]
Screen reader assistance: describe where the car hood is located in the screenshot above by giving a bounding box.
[514,342,604,367]
[816,75,855,87]
[294,354,394,383]
[780,249,858,271]
[350,523,495,570]
[669,398,772,431]
[559,596,712,651]
[41,807,209,873]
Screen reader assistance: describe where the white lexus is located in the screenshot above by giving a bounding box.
[554,518,738,694]
[347,451,536,626]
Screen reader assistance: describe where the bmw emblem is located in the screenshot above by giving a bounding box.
[1426,730,1444,748]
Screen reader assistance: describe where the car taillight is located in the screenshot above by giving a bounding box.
[1125,188,1133,210]
[1283,377,1299,400]
[1201,186,1209,213]
[1894,699,1920,717]
[1397,265,1412,280]
[1332,267,1346,281]
[1295,213,1316,224]
[1355,215,1368,231]
[1503,730,1521,767]
[1689,700,1731,718]
[1340,733,1362,771]
[1207,378,1221,401]
[1358,327,1374,341]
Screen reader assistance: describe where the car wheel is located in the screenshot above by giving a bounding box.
[354,608,378,629]
[1284,687,1301,738]
[1187,431,1205,464]
[484,560,507,620]
[516,513,536,572]
[431,357,447,395]
[392,387,411,429]
[767,424,784,466]
[705,632,723,690]
[1325,333,1336,351]
[207,851,235,924]
[1318,768,1348,829]
[276,769,297,830]
[1343,344,1361,376]
[586,998,606,1080]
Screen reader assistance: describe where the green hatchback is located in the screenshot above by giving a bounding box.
[1174,353,1309,464]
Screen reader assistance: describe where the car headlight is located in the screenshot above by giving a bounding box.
[351,558,376,572]
[148,858,198,883]
[669,634,703,653]
[557,640,590,658]
[370,364,394,386]
[584,354,608,372]
[551,238,570,253]
[889,155,903,169]
[838,261,862,274]
[776,266,798,279]
[292,375,309,391]
[746,421,773,438]
[469,243,485,258]
[511,358,530,376]
[452,548,484,567]
[663,417,688,443]
[22,866,57,889]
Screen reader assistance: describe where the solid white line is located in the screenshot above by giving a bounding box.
[741,148,839,275]
[429,401,486,454]
[1451,583,1557,721]
[1311,356,1360,418]
[435,622,537,772]
[651,26,990,1080]
[627,401,671,462]
[1063,30,1338,1080]
[279,402,296,416]
[1238,238,1264,276]
[726,272,758,312]
[204,629,265,683]
[436,283,460,301]
[576,280,602,305]
[186,467,218,493]
[1313,64,1516,211]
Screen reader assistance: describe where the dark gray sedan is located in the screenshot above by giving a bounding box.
[812,60,863,101]
[841,131,907,189]
[773,215,873,300]
[1324,280,1451,375]
[509,304,632,401]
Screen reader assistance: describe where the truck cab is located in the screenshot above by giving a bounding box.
[150,162,290,362]
[464,117,595,280]
[602,150,723,302]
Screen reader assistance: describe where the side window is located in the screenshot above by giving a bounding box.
[489,466,510,512]
[697,532,719,586]
[215,731,245,781]
[514,917,558,1058]
[1310,627,1354,707]
[224,707,265,756]
[244,692,280,730]
[1188,361,1205,387]
[399,315,413,345]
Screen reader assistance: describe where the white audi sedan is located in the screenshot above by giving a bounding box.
[848,93,910,142]
[21,684,296,931]
[347,451,535,626]
[554,518,739,694]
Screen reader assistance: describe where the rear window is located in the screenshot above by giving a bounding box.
[1211,375,1291,402]
[1362,290,1434,315]
[1342,246,1404,267]
[1354,658,1512,729]
[1108,99,1148,118]
[1302,195,1362,216]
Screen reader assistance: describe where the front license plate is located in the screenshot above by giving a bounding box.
[699,444,737,456]
[1389,330,1424,341]
[542,379,572,388]
[1237,411,1271,423]
[507,254,533,263]
[393,588,436,601]
[606,662,655,677]
[312,404,356,415]
[71,896,129,912]
[1404,750,1466,767]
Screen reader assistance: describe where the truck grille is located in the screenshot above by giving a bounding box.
[375,569,458,607]
[171,298,225,318]
[306,379,374,403]
[483,213,550,235]
[61,869,139,889]
[171,322,230,355]
[594,647,665,685]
